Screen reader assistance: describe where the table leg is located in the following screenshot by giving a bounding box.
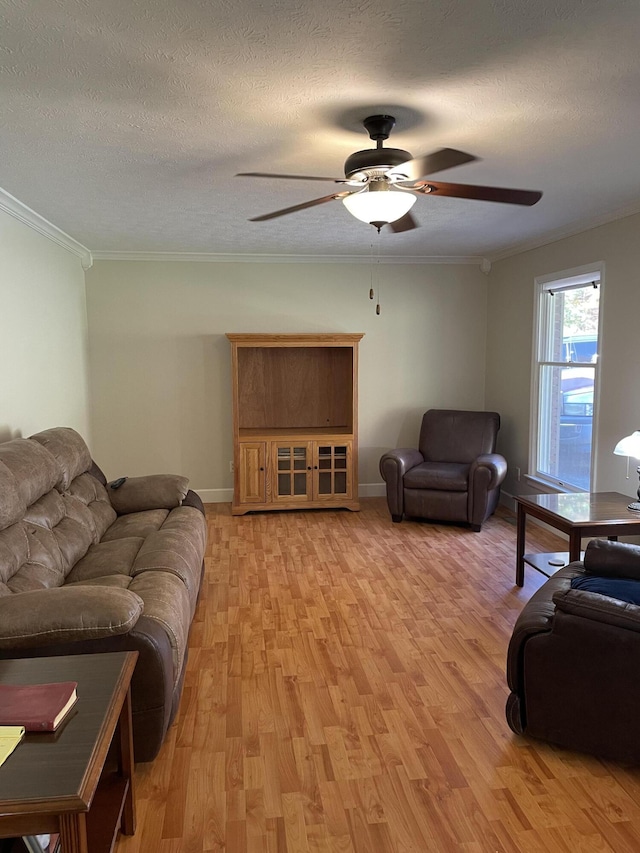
[118,687,136,836]
[516,502,526,587]
[60,811,88,853]
[569,530,582,563]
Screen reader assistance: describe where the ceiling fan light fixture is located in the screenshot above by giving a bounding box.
[342,183,416,227]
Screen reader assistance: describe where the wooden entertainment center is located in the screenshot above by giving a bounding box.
[226,333,363,515]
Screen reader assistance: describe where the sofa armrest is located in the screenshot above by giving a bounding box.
[552,586,640,633]
[506,565,582,691]
[108,474,190,514]
[0,586,144,650]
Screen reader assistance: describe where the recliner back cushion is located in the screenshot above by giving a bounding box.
[419,410,500,464]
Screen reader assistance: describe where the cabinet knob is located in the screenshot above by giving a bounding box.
[259,467,264,471]
[307,466,312,470]
[314,466,318,470]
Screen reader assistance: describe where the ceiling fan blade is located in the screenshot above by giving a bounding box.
[249,191,351,221]
[389,212,419,233]
[417,180,542,206]
[389,148,477,182]
[237,172,347,183]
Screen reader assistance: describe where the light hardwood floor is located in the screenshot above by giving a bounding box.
[115,499,640,853]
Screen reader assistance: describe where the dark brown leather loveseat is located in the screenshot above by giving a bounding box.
[0,427,207,762]
[507,539,640,762]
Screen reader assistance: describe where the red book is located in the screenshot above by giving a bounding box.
[0,681,78,732]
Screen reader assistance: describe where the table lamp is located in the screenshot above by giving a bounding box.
[613,430,640,511]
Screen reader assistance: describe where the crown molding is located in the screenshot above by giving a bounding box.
[488,201,640,263]
[0,186,93,269]
[90,250,488,267]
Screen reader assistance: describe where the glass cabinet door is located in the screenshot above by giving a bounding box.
[272,443,312,501]
[315,443,352,498]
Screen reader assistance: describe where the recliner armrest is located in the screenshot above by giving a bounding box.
[380,448,424,478]
[379,448,424,520]
[0,586,144,649]
[470,453,507,490]
[108,474,190,514]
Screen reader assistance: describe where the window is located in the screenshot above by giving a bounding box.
[531,266,603,491]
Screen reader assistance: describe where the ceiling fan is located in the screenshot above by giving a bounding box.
[236,114,542,233]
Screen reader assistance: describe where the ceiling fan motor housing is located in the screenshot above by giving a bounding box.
[343,147,413,180]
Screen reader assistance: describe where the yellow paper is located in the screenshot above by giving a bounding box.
[0,725,25,766]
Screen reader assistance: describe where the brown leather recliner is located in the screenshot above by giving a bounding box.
[379,409,507,531]
[506,539,640,763]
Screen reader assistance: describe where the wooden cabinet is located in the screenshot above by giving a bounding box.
[227,333,363,515]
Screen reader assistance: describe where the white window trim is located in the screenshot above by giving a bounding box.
[529,261,605,493]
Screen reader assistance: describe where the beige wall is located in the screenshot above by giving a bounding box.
[85,260,488,495]
[486,212,640,501]
[0,209,90,442]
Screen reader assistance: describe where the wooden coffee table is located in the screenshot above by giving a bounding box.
[515,491,640,586]
[0,651,137,853]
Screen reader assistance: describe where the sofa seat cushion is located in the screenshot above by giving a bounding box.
[129,571,191,682]
[131,507,206,617]
[66,537,144,584]
[101,509,170,542]
[403,461,470,492]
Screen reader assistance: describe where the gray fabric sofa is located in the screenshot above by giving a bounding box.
[0,427,207,762]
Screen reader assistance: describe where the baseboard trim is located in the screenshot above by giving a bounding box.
[196,488,233,504]
[195,484,385,504]
[359,483,386,497]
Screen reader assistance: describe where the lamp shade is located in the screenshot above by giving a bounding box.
[613,431,640,459]
[342,185,416,225]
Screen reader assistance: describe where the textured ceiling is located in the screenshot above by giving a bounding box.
[2,0,640,259]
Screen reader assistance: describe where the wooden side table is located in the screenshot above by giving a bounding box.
[515,491,640,586]
[0,651,138,853]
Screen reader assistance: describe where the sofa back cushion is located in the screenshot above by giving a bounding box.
[0,431,117,593]
[0,439,60,509]
[0,462,25,530]
[30,427,93,491]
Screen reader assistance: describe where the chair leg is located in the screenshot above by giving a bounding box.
[392,514,403,523]
[470,523,482,532]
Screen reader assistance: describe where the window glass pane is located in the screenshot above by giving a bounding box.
[540,286,599,364]
[538,363,594,490]
[293,473,307,495]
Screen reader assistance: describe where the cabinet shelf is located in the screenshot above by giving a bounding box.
[227,334,363,515]
[239,426,353,439]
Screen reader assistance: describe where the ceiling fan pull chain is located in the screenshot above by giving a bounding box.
[369,240,375,300]
[376,234,382,315]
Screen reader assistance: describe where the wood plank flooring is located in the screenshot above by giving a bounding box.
[115,499,640,852]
